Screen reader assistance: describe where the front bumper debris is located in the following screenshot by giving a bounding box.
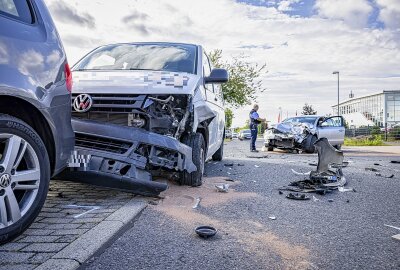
[56,119,197,197]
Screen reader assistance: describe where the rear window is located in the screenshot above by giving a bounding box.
[0,0,33,24]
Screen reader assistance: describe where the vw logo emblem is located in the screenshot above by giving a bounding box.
[0,174,11,188]
[73,94,93,113]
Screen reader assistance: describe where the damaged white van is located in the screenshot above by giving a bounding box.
[60,42,228,196]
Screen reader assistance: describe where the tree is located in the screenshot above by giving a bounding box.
[302,103,317,115]
[209,49,267,108]
[225,108,233,129]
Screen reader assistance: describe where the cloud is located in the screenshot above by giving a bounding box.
[43,0,400,126]
[277,0,300,12]
[48,0,95,28]
[376,0,400,29]
[122,10,150,35]
[314,0,373,28]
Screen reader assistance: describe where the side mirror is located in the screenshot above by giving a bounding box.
[205,68,229,84]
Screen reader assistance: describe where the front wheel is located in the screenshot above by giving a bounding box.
[212,138,224,161]
[303,135,317,153]
[179,133,205,187]
[0,114,50,244]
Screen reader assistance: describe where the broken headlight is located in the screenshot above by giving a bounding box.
[128,114,146,128]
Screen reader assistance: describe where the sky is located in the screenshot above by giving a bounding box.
[44,0,400,127]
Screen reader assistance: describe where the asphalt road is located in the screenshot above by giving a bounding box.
[82,139,400,270]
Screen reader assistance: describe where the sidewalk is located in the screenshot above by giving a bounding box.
[0,180,147,270]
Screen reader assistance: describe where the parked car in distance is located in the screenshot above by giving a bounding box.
[239,129,252,140]
[225,129,232,139]
[264,116,345,153]
[232,132,238,139]
[64,42,229,193]
[0,0,75,244]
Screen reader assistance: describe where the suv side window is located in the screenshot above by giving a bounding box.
[0,0,33,24]
[203,52,214,92]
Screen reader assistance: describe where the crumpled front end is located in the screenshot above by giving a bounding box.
[265,122,316,150]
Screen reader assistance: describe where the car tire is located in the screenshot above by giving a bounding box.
[0,114,50,244]
[212,138,224,161]
[179,133,205,187]
[303,135,317,153]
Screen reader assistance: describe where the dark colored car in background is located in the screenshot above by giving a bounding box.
[0,0,74,244]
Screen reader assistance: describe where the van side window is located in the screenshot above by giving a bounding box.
[0,0,33,24]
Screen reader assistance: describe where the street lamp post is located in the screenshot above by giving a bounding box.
[333,71,340,115]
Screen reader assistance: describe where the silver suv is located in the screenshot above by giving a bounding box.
[0,0,74,243]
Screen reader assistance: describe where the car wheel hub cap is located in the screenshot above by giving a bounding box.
[0,134,41,229]
[0,173,11,188]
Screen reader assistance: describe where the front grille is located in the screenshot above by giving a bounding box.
[71,94,146,113]
[72,112,129,126]
[75,133,132,154]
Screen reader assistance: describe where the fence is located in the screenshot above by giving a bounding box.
[345,124,400,141]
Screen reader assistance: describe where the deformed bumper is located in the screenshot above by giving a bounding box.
[57,119,197,196]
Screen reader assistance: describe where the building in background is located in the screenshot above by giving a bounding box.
[332,90,400,128]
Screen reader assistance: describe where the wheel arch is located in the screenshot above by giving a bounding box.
[0,95,56,174]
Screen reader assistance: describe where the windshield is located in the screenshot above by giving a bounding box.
[73,43,197,74]
[242,129,251,134]
[283,117,317,125]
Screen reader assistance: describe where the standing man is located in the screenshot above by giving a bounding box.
[249,104,265,152]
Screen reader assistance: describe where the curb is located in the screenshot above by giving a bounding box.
[34,199,147,270]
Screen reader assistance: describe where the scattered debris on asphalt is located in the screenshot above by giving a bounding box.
[281,138,347,195]
[374,163,381,166]
[254,165,260,168]
[215,184,229,193]
[390,160,400,164]
[338,187,355,192]
[149,200,159,205]
[268,216,277,220]
[224,163,234,167]
[224,178,235,182]
[192,197,202,209]
[328,199,334,203]
[195,226,217,239]
[286,193,310,200]
[278,191,283,195]
[376,173,395,178]
[392,234,400,241]
[365,167,379,172]
[384,224,400,231]
[238,163,245,166]
[246,155,269,159]
[312,196,320,202]
[309,162,318,166]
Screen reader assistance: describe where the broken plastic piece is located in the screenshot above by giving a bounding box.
[365,167,379,172]
[269,216,276,220]
[286,193,310,200]
[312,196,320,202]
[224,163,234,167]
[376,173,394,178]
[338,187,354,192]
[215,184,229,193]
[192,197,201,209]
[390,161,400,164]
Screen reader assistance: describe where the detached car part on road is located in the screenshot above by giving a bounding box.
[264,116,345,153]
[0,0,74,244]
[59,42,228,196]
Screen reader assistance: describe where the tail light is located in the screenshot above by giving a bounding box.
[64,63,72,93]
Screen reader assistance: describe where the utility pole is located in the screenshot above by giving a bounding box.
[333,71,340,115]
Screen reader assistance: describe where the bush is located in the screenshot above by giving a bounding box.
[344,135,384,146]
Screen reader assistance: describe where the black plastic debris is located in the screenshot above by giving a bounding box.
[195,226,217,238]
[279,191,283,195]
[391,160,400,164]
[246,155,269,159]
[224,178,235,182]
[286,193,310,200]
[365,167,379,172]
[376,173,394,178]
[224,163,234,167]
[328,199,334,202]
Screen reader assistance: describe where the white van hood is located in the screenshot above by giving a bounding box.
[72,70,199,95]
